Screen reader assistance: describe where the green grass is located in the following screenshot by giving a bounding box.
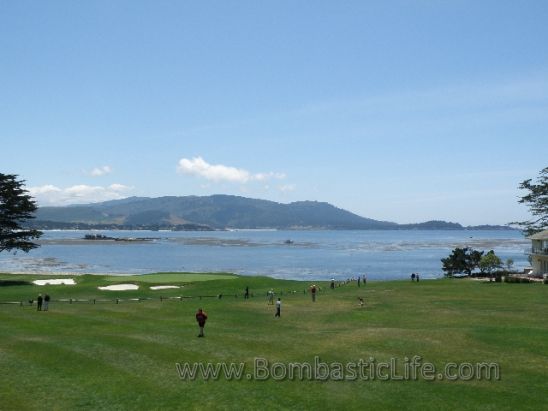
[0,273,546,410]
[104,272,238,283]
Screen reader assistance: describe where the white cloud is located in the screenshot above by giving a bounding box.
[108,183,130,191]
[29,183,132,205]
[254,172,286,181]
[177,156,285,184]
[279,184,296,192]
[89,165,112,177]
[28,184,62,194]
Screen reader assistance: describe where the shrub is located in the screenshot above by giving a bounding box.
[504,276,529,284]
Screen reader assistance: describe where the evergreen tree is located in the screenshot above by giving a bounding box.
[441,247,483,277]
[0,173,42,253]
[514,166,548,235]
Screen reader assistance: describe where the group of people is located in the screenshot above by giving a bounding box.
[199,279,358,334]
[35,293,50,311]
[411,273,420,282]
[196,287,283,336]
[196,274,372,336]
[330,275,367,289]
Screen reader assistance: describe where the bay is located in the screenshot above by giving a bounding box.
[0,230,530,281]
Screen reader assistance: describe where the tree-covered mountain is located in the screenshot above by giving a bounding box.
[34,195,398,229]
[30,195,515,230]
[398,220,464,230]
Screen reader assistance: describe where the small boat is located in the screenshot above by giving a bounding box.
[284,239,294,245]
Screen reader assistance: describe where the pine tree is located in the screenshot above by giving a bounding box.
[514,167,548,235]
[0,173,43,253]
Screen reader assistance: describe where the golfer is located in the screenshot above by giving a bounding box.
[275,298,281,317]
[195,308,208,337]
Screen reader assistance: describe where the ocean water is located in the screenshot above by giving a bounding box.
[0,230,530,281]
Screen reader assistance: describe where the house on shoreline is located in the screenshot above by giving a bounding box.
[530,230,548,275]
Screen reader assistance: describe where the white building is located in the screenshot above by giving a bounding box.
[530,229,548,275]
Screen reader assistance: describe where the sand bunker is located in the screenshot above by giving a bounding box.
[33,279,76,286]
[98,284,139,291]
[150,285,181,290]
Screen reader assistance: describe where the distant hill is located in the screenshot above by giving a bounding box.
[33,195,398,230]
[398,220,464,230]
[397,220,515,231]
[465,224,516,231]
[29,195,516,231]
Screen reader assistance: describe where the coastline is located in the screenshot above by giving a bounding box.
[0,229,529,281]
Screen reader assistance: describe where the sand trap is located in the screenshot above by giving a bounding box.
[33,279,76,286]
[150,285,181,290]
[98,284,139,291]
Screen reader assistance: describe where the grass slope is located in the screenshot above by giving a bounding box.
[0,273,546,410]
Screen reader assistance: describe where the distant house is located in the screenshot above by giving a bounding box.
[530,229,548,275]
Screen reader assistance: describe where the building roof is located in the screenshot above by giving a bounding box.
[529,229,548,240]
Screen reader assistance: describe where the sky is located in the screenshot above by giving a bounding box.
[1,1,547,225]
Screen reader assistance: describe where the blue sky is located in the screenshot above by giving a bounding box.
[1,1,547,225]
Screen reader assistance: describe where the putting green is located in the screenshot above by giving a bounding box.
[104,272,237,283]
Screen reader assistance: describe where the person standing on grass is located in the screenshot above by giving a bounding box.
[363,274,367,286]
[36,293,43,311]
[43,294,50,311]
[310,285,317,302]
[275,298,281,317]
[358,277,361,287]
[195,308,208,337]
[244,286,249,299]
[268,289,274,305]
[416,273,420,282]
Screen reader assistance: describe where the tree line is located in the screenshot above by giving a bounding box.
[441,247,513,277]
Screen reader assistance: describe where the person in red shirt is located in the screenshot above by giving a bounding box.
[195,308,208,337]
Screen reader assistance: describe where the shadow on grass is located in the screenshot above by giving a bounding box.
[0,280,32,287]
